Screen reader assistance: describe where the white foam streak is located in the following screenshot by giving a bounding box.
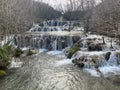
[55,59,72,67]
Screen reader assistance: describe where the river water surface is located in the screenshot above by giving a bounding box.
[0,53,120,90]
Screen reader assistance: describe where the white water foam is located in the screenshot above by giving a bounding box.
[39,48,47,53]
[84,66,120,77]
[9,60,23,69]
[55,59,72,67]
[21,47,29,51]
[47,50,63,55]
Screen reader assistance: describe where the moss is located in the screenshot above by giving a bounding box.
[67,45,80,59]
[0,70,7,77]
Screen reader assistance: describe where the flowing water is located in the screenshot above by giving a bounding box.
[0,53,120,90]
[1,21,120,90]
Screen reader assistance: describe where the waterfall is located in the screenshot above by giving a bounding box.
[81,52,120,77]
[14,20,82,50]
[52,39,57,50]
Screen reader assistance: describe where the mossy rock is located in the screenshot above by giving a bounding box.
[0,70,7,77]
[67,45,80,59]
[26,49,33,56]
[13,48,23,58]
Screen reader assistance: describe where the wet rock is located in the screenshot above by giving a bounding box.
[105,52,111,61]
[88,43,103,51]
[13,47,23,58]
[78,63,84,68]
[72,36,81,44]
[108,75,120,85]
[26,49,38,56]
[22,48,38,57]
[30,49,38,54]
[72,58,84,68]
[72,54,104,70]
[115,52,120,64]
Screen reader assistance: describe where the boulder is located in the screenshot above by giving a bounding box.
[72,54,104,69]
[88,43,103,51]
[108,75,120,84]
[72,58,84,68]
[105,52,111,61]
[115,52,120,64]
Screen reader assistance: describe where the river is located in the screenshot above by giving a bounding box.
[0,53,120,90]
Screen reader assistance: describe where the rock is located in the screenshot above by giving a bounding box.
[77,63,84,68]
[72,36,81,44]
[105,52,111,61]
[22,48,38,57]
[92,55,99,63]
[30,49,38,54]
[108,75,120,84]
[72,54,104,70]
[115,52,120,64]
[13,47,23,58]
[88,43,103,51]
[88,43,96,51]
[72,58,84,68]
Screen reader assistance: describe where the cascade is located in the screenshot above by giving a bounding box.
[14,20,81,50]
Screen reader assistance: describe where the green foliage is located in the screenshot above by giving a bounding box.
[0,40,13,69]
[13,48,23,58]
[67,45,80,59]
[0,70,7,77]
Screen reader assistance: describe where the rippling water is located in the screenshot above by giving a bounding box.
[0,53,120,90]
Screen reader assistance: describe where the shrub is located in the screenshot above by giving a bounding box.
[0,70,7,77]
[0,45,11,69]
[13,47,23,58]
